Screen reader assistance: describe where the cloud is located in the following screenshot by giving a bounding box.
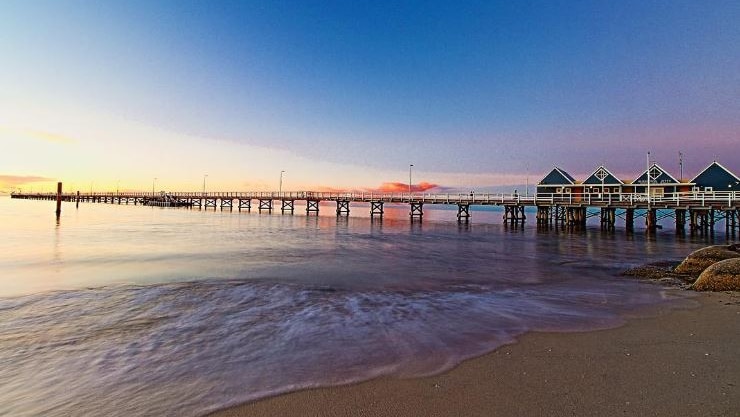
[0,174,55,189]
[314,185,348,193]
[0,126,76,144]
[372,181,440,193]
[306,182,443,194]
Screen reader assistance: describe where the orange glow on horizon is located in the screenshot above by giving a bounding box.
[375,181,439,193]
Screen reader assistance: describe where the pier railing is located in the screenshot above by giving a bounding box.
[10,190,740,207]
[10,189,739,233]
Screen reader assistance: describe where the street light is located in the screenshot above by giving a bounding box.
[116,180,120,194]
[279,170,285,195]
[646,152,651,210]
[152,177,158,195]
[409,164,414,195]
[202,174,208,195]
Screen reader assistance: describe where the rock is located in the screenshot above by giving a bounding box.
[692,258,740,291]
[674,245,740,276]
[621,261,693,288]
[623,261,682,278]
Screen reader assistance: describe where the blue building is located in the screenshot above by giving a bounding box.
[690,161,740,192]
[629,163,688,196]
[536,161,738,198]
[581,165,624,195]
[536,167,577,196]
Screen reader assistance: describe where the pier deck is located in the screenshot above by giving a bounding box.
[10,190,739,233]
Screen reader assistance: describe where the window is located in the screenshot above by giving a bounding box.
[595,168,608,181]
[650,187,665,197]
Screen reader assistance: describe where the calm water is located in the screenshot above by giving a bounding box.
[0,197,728,416]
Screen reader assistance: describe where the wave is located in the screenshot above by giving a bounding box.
[0,278,694,416]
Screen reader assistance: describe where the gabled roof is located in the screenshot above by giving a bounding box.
[582,165,624,185]
[633,163,680,185]
[691,161,740,191]
[539,167,575,185]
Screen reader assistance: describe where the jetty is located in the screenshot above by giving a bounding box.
[10,189,739,234]
[9,160,740,234]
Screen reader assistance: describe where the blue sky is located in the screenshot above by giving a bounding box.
[1,1,738,192]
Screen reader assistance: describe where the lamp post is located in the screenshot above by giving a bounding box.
[409,164,414,195]
[116,180,120,194]
[646,152,651,213]
[202,174,208,195]
[152,177,158,195]
[279,170,285,195]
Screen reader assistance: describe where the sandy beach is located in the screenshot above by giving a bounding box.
[212,290,738,417]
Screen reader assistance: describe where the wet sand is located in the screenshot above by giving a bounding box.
[211,291,738,417]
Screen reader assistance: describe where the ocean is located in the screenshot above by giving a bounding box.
[0,197,724,416]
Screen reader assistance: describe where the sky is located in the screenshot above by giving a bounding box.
[1,0,738,194]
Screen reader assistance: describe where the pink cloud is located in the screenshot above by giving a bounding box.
[372,181,440,193]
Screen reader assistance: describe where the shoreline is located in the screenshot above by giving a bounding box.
[210,290,738,417]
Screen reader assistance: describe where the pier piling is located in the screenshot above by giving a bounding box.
[409,202,423,220]
[281,200,294,213]
[457,203,470,222]
[370,201,384,218]
[675,209,686,231]
[306,200,320,215]
[55,182,62,217]
[258,199,273,212]
[336,200,350,216]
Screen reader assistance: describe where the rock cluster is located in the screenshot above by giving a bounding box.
[692,258,740,291]
[674,244,740,276]
[625,244,740,291]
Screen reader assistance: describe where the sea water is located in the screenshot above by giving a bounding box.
[0,197,724,416]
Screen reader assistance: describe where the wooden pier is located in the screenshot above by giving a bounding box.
[10,190,739,234]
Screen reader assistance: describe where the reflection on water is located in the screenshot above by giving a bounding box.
[0,197,729,416]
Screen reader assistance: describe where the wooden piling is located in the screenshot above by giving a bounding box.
[370,201,384,218]
[281,200,294,213]
[336,200,350,216]
[457,203,470,221]
[55,182,62,217]
[726,210,732,235]
[646,208,657,231]
[536,206,550,226]
[306,200,320,215]
[675,209,686,231]
[409,202,423,220]
[258,199,273,211]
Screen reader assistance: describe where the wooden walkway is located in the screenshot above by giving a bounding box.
[10,190,740,234]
